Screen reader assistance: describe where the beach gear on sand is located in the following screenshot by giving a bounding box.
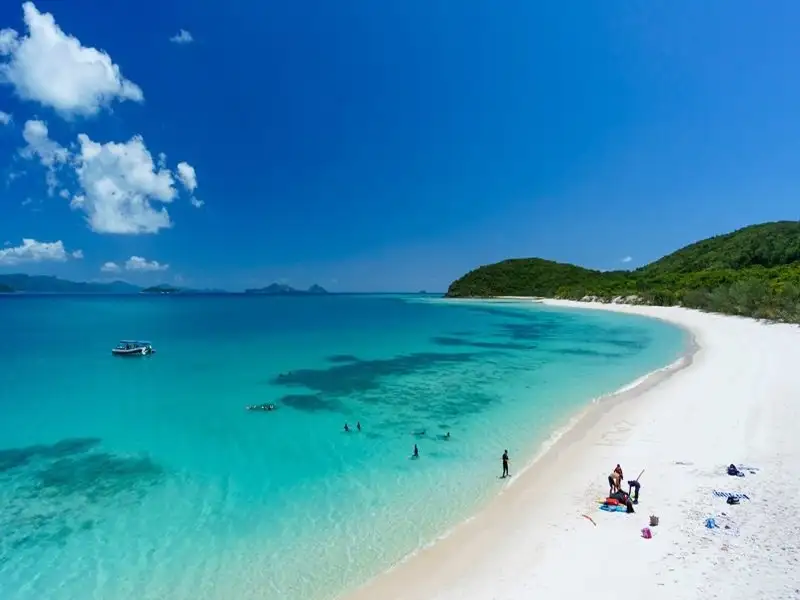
[737,465,759,472]
[713,491,750,501]
[649,515,659,527]
[600,504,628,513]
[705,517,718,529]
[582,514,597,526]
[641,527,652,539]
[727,464,745,477]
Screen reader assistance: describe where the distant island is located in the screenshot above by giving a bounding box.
[0,274,141,294]
[0,274,236,295]
[446,221,800,323]
[244,283,329,295]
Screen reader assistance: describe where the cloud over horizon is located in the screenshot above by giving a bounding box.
[0,238,81,265]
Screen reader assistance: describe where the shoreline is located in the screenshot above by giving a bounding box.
[342,300,800,600]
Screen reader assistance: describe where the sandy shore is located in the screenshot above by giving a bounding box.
[342,300,800,600]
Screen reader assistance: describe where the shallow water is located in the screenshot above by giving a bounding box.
[0,295,686,599]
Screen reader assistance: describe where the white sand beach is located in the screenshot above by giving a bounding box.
[344,300,800,600]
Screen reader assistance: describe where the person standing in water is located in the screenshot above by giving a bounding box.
[413,444,419,458]
[356,421,361,432]
[344,423,350,432]
[502,449,510,478]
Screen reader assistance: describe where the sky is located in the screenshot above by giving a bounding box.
[0,1,799,292]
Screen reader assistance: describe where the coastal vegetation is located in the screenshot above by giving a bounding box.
[446,221,800,323]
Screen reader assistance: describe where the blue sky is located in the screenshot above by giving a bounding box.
[0,1,798,292]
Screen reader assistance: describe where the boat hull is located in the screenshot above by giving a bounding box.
[111,348,155,357]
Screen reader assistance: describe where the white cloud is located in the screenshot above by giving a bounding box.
[176,162,203,207]
[100,261,120,272]
[0,238,80,265]
[0,2,143,117]
[169,29,193,44]
[15,119,198,232]
[125,255,168,272]
[621,256,632,263]
[19,118,69,195]
[176,161,197,192]
[20,119,68,166]
[0,110,11,124]
[71,133,178,234]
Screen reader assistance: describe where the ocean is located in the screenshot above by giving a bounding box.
[0,294,687,600]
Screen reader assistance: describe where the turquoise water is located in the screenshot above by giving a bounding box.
[0,295,686,600]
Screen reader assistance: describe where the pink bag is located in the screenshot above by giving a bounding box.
[641,527,652,539]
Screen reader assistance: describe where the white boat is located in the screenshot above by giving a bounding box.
[112,340,156,357]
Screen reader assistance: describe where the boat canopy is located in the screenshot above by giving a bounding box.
[119,340,152,345]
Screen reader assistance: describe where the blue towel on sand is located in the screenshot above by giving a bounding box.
[599,504,628,513]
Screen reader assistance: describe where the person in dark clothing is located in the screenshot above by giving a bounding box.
[413,444,419,458]
[356,421,361,432]
[627,479,641,504]
[502,450,510,478]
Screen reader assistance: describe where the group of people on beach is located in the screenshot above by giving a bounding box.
[608,463,642,502]
[606,463,642,512]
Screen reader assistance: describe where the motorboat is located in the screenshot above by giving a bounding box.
[112,340,156,357]
[246,403,277,412]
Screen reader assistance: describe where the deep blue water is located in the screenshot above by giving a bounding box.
[0,295,686,600]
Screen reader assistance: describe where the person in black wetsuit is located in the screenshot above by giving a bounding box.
[357,421,361,432]
[413,444,419,458]
[344,423,350,432]
[502,450,510,478]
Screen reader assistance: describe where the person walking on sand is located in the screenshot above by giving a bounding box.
[502,450,510,478]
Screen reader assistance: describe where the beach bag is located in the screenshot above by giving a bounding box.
[605,498,619,506]
[641,527,652,539]
[649,515,659,527]
[726,496,740,505]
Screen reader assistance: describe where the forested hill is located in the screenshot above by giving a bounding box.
[445,221,800,322]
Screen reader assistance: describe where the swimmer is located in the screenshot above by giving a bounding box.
[357,421,361,432]
[413,444,419,458]
[344,423,350,432]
